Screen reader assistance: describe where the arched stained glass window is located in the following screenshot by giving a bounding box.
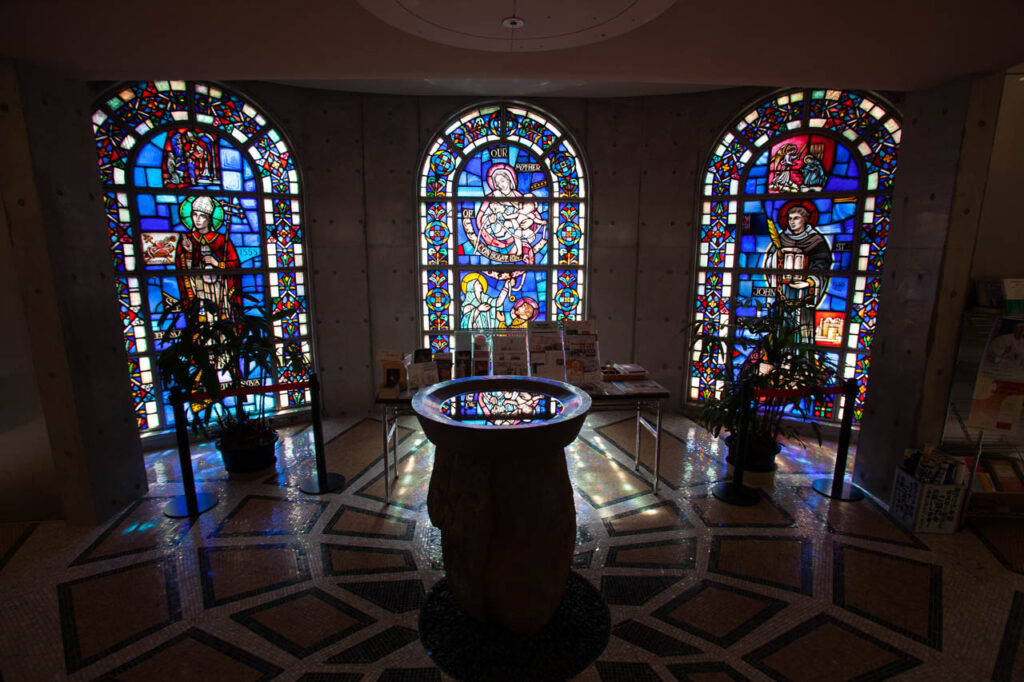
[417,102,588,352]
[691,89,901,422]
[91,80,310,433]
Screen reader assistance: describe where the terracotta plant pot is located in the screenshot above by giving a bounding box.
[217,429,279,474]
[725,433,781,473]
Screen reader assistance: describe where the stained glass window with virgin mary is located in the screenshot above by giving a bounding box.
[417,102,588,353]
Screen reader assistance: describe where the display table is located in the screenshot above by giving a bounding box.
[412,376,591,634]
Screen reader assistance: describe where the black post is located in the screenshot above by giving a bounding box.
[300,373,344,494]
[164,388,218,518]
[812,378,865,501]
[713,380,760,506]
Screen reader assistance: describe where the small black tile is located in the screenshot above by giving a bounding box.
[321,543,418,577]
[600,575,679,606]
[376,668,441,682]
[573,549,595,569]
[208,494,328,538]
[59,558,181,673]
[296,674,363,682]
[0,522,36,571]
[231,587,374,658]
[743,613,922,680]
[326,625,419,664]
[605,538,697,570]
[340,579,426,613]
[324,504,416,541]
[99,627,283,680]
[993,590,1024,682]
[612,619,702,656]
[596,661,662,681]
[198,543,310,608]
[666,661,749,680]
[603,500,693,537]
[653,580,788,648]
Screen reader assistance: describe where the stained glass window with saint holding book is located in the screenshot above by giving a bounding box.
[691,89,901,423]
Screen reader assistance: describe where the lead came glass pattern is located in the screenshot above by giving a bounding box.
[91,81,309,432]
[418,102,588,352]
[691,89,901,423]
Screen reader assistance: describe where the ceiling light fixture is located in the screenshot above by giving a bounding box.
[502,16,525,29]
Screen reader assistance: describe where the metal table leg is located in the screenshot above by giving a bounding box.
[392,409,400,480]
[653,401,662,494]
[382,406,392,504]
[634,402,642,471]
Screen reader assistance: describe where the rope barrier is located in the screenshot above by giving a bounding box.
[188,381,310,401]
[751,383,847,400]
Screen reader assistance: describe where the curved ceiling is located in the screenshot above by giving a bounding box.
[1,0,1023,96]
[355,0,677,52]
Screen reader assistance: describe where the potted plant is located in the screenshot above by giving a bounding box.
[689,297,838,472]
[157,294,308,474]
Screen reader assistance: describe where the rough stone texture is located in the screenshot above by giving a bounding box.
[427,444,576,634]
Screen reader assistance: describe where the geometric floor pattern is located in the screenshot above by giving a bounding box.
[2,410,1024,680]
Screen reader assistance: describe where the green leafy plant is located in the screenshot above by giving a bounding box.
[157,294,308,450]
[689,297,839,465]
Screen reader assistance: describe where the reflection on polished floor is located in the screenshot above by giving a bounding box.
[1,411,1024,680]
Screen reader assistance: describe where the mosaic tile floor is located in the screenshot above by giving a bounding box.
[2,411,1024,681]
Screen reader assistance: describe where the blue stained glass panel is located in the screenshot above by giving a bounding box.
[137,194,156,215]
[94,81,305,432]
[692,88,899,426]
[221,147,242,170]
[137,141,163,167]
[421,103,585,347]
[458,270,548,328]
[455,199,549,266]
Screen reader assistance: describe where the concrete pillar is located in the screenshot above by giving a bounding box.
[0,63,146,524]
[854,74,1001,500]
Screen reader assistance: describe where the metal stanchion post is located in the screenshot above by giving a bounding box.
[812,378,865,501]
[301,373,344,494]
[164,388,218,518]
[712,380,761,506]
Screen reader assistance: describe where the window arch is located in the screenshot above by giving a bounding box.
[417,101,588,352]
[91,80,310,432]
[691,89,901,422]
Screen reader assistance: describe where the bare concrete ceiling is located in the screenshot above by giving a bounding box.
[1,0,1022,96]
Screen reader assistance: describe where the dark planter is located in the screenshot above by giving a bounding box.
[217,429,279,474]
[725,433,781,473]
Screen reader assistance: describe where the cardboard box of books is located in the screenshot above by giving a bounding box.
[889,448,967,533]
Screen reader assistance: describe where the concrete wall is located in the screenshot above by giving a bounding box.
[853,76,981,498]
[971,66,1024,280]
[7,70,1000,519]
[242,85,761,412]
[1,63,146,524]
[0,184,57,520]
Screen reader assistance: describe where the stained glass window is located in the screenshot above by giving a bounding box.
[418,102,588,353]
[691,89,902,422]
[92,81,309,432]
